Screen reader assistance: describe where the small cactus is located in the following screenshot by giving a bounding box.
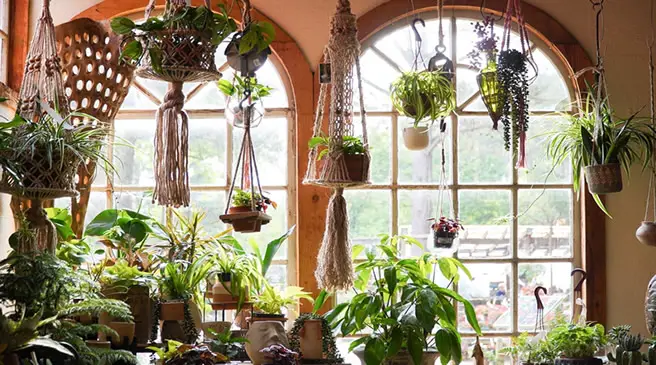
[646,341,656,365]
[610,333,644,365]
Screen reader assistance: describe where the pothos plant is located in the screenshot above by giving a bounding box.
[497,49,530,165]
[111,4,237,70]
[308,135,367,161]
[327,234,482,365]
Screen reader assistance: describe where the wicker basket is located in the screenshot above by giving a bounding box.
[0,148,81,200]
[584,163,623,194]
[136,29,222,83]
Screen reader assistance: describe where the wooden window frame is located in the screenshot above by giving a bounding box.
[75,0,604,324]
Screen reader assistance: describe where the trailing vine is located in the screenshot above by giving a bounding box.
[183,300,199,344]
[497,49,530,158]
[288,314,341,363]
[150,299,161,342]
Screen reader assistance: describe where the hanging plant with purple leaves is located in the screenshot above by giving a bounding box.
[467,16,498,69]
[497,49,530,168]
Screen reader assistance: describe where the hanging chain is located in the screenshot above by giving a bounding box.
[242,0,252,30]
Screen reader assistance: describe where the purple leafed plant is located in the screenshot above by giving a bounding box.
[260,344,300,365]
[467,16,499,69]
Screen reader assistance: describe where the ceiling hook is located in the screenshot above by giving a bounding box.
[412,18,426,43]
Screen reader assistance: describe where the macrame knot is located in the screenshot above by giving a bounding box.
[161,82,185,113]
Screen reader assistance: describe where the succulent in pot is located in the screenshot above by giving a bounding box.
[218,74,273,128]
[607,326,643,365]
[548,321,606,365]
[391,70,456,127]
[545,88,656,215]
[429,216,464,250]
[328,234,481,365]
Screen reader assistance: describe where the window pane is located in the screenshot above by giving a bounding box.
[233,118,287,186]
[459,263,512,333]
[114,191,165,222]
[184,191,226,234]
[113,119,155,186]
[398,117,453,185]
[233,190,289,260]
[518,189,573,258]
[92,147,109,187]
[119,87,158,110]
[266,264,288,289]
[344,190,391,249]
[398,189,452,255]
[519,117,572,184]
[185,83,225,110]
[354,116,391,184]
[458,190,512,259]
[517,262,573,332]
[358,49,399,111]
[189,119,227,185]
[458,117,511,184]
[529,49,571,111]
[460,337,512,365]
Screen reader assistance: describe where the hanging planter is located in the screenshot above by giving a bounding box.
[584,163,622,194]
[429,217,463,250]
[218,75,272,128]
[221,188,275,233]
[498,49,530,168]
[636,221,656,247]
[391,70,455,126]
[468,17,503,127]
[224,19,275,75]
[402,126,430,150]
[111,0,238,207]
[308,135,370,184]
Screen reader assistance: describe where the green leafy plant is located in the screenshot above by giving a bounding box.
[159,257,212,304]
[207,328,248,360]
[390,70,456,126]
[253,284,313,316]
[547,321,606,359]
[308,135,367,161]
[46,208,101,268]
[327,234,481,365]
[230,188,277,212]
[607,326,645,365]
[217,74,273,102]
[100,259,158,297]
[111,4,237,70]
[234,21,276,55]
[502,333,557,365]
[148,340,227,365]
[545,89,656,214]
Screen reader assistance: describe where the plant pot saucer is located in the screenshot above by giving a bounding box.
[220,211,271,233]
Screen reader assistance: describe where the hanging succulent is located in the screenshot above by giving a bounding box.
[390,70,456,126]
[468,16,502,127]
[497,49,530,167]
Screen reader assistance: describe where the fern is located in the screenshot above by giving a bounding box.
[96,348,138,365]
[58,298,133,322]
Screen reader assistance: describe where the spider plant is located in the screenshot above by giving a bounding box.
[390,70,456,126]
[545,90,656,214]
[159,256,213,304]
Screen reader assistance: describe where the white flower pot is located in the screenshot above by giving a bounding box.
[403,126,430,150]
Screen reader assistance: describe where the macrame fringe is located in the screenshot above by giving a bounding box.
[315,188,354,291]
[153,81,190,207]
[25,204,57,254]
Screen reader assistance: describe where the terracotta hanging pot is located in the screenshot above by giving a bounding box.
[403,126,430,150]
[299,319,323,359]
[636,222,656,247]
[585,163,623,194]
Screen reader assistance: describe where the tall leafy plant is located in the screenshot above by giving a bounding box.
[327,235,481,365]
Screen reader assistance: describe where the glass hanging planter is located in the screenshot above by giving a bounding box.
[225,96,265,128]
[477,58,503,128]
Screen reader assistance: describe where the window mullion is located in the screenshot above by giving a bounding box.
[391,113,399,236]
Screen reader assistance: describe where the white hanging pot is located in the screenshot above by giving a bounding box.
[636,221,656,247]
[403,126,430,150]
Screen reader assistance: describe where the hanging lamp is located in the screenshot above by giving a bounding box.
[304,0,371,291]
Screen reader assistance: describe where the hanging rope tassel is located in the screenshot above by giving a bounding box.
[315,188,354,291]
[153,81,190,207]
[25,201,57,254]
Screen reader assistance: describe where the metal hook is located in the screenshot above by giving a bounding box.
[534,286,547,310]
[571,268,587,292]
[412,18,425,43]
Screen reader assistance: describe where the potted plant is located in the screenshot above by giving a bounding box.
[308,135,369,182]
[260,344,300,365]
[429,216,464,250]
[251,284,313,324]
[502,332,557,365]
[211,249,252,310]
[608,326,644,365]
[111,3,236,80]
[218,74,273,127]
[390,70,455,151]
[288,291,341,362]
[545,89,656,214]
[156,258,212,343]
[207,327,249,360]
[222,188,277,233]
[148,340,229,365]
[468,16,502,128]
[224,19,276,75]
[548,321,606,365]
[329,234,481,365]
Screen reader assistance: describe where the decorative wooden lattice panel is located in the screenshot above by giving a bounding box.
[55,18,135,236]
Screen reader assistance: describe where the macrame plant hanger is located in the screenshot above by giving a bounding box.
[220,0,272,234]
[304,0,371,291]
[499,0,536,169]
[140,0,222,208]
[4,0,72,254]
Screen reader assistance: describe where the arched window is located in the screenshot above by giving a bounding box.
[0,0,9,83]
[59,31,296,288]
[340,9,578,360]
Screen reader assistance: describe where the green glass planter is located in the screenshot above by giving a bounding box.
[477,59,503,129]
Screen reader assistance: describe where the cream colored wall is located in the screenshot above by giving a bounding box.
[27,0,656,333]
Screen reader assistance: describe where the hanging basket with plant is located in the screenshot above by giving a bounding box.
[391,70,455,127]
[218,75,272,128]
[429,217,464,250]
[220,188,275,233]
[468,16,503,127]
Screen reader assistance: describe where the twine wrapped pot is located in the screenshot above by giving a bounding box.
[585,163,623,194]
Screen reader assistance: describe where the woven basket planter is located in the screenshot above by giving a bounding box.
[584,163,623,194]
[0,148,82,200]
[135,29,222,83]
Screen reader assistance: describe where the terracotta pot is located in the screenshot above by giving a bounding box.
[344,154,369,182]
[354,348,440,365]
[108,322,135,346]
[160,301,185,321]
[98,311,111,341]
[228,206,253,214]
[202,321,232,339]
[85,340,111,349]
[403,126,430,151]
[299,319,323,359]
[125,286,152,345]
[554,357,603,365]
[249,313,287,325]
[584,163,623,194]
[161,320,186,343]
[212,274,235,303]
[636,221,656,247]
[245,321,289,365]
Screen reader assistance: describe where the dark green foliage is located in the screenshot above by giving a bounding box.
[207,328,248,360]
[497,49,530,153]
[308,135,367,161]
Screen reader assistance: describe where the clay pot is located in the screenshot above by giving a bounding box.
[245,321,289,365]
[299,319,323,359]
[202,321,232,339]
[354,348,440,365]
[213,273,236,303]
[228,206,253,214]
[125,286,152,345]
[403,126,430,151]
[636,221,656,247]
[433,230,458,250]
[584,163,623,194]
[98,311,111,342]
[108,322,135,346]
[160,301,185,321]
[85,340,111,349]
[249,313,287,325]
